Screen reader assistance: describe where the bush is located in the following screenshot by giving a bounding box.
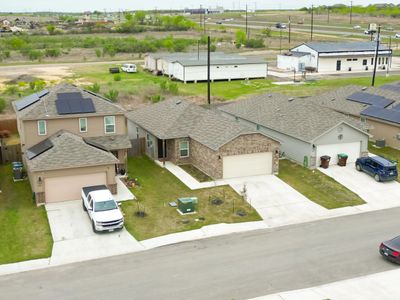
[45,48,61,57]
[46,24,56,35]
[87,82,100,93]
[28,50,43,61]
[95,49,102,58]
[159,80,167,92]
[235,30,247,46]
[245,38,265,48]
[168,83,179,95]
[114,74,122,81]
[5,85,18,95]
[0,98,6,113]
[150,94,164,103]
[261,28,271,37]
[34,80,46,91]
[105,89,119,102]
[29,81,36,90]
[210,44,217,52]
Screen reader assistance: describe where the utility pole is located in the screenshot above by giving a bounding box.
[279,28,282,53]
[371,25,381,87]
[197,40,200,60]
[199,5,202,31]
[288,16,291,45]
[207,35,211,105]
[310,5,314,41]
[245,4,248,39]
[350,1,353,24]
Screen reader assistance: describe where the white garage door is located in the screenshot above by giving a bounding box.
[316,142,361,166]
[45,173,107,203]
[223,152,272,179]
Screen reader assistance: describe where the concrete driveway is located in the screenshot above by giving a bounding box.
[319,163,400,210]
[225,175,329,227]
[46,200,144,266]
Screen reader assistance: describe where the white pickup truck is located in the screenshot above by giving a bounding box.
[81,185,124,233]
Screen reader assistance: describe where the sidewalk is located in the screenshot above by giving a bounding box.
[251,268,400,300]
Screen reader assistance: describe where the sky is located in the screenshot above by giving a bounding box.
[1,0,400,12]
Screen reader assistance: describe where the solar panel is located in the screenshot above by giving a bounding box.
[26,139,53,160]
[14,93,40,111]
[391,103,400,112]
[347,92,394,108]
[381,84,400,93]
[37,89,49,98]
[361,106,400,124]
[55,93,96,115]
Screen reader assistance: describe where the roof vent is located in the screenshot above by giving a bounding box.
[361,87,368,91]
[288,98,295,102]
[331,98,335,101]
[268,94,272,98]
[175,100,182,105]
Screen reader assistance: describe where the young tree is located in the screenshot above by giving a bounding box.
[235,29,246,48]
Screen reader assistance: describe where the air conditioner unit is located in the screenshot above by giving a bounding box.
[376,139,386,148]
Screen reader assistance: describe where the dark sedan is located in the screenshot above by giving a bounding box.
[379,236,400,264]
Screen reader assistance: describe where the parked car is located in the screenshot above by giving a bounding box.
[379,235,400,264]
[121,63,137,73]
[82,185,124,233]
[275,23,287,29]
[395,33,400,39]
[364,29,374,35]
[353,25,361,29]
[109,67,120,74]
[355,156,398,182]
[216,21,223,24]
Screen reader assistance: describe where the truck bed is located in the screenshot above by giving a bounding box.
[82,185,108,198]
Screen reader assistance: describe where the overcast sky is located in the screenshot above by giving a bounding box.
[1,0,399,12]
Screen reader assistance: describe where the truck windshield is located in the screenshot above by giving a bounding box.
[94,200,118,212]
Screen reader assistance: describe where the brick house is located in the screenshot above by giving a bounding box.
[126,99,280,179]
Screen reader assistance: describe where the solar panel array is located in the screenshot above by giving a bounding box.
[14,89,49,111]
[55,92,96,115]
[380,84,400,93]
[346,92,394,108]
[361,106,400,124]
[26,139,53,160]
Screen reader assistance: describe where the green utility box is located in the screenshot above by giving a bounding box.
[177,197,198,214]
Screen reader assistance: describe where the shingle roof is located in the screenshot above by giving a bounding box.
[302,41,390,53]
[125,99,266,150]
[26,130,119,172]
[218,93,367,143]
[85,135,132,151]
[13,83,125,120]
[307,85,400,116]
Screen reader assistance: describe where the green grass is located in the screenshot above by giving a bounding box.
[72,64,400,101]
[120,156,261,240]
[277,159,365,209]
[0,165,53,264]
[179,164,213,182]
[368,141,400,182]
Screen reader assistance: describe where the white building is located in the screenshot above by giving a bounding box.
[144,52,268,83]
[277,41,392,73]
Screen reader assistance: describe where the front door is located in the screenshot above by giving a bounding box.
[157,139,167,159]
[336,60,341,71]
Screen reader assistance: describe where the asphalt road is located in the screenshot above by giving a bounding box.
[1,208,400,300]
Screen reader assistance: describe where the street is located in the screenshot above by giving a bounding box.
[1,207,400,300]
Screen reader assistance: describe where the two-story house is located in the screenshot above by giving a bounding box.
[13,83,131,205]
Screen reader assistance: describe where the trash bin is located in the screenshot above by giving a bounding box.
[338,153,348,167]
[12,161,24,180]
[320,155,331,169]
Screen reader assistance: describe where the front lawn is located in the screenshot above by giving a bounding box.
[179,164,213,182]
[121,156,261,240]
[277,159,365,209]
[0,165,53,264]
[368,141,400,182]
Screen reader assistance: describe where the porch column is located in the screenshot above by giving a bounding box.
[162,139,166,167]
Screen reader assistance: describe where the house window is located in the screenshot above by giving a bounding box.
[371,58,374,65]
[346,58,352,61]
[386,57,389,64]
[37,120,47,135]
[79,118,87,133]
[256,124,260,130]
[362,59,367,66]
[378,57,381,64]
[146,133,153,148]
[352,58,358,61]
[136,127,140,139]
[179,141,189,158]
[104,116,115,134]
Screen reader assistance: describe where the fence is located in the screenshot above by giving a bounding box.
[128,138,145,157]
[0,142,22,164]
[0,119,18,134]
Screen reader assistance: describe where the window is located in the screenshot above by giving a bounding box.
[79,118,87,133]
[352,58,358,61]
[179,141,189,158]
[146,133,153,148]
[378,57,381,64]
[37,120,47,135]
[136,127,140,139]
[371,58,374,65]
[386,57,389,64]
[104,116,115,134]
[256,124,260,130]
[346,59,352,61]
[363,59,367,66]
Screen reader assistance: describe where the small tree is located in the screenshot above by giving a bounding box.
[105,89,119,102]
[87,83,100,93]
[114,74,122,81]
[168,83,179,95]
[95,49,102,58]
[46,24,56,35]
[235,29,246,48]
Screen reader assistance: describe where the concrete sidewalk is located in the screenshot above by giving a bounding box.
[251,268,400,300]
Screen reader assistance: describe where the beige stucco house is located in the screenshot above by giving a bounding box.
[126,99,280,179]
[13,84,131,204]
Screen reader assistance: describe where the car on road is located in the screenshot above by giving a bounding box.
[380,236,400,264]
[395,33,400,38]
[275,23,286,29]
[355,156,398,182]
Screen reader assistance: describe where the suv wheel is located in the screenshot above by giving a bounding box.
[374,174,381,182]
[92,221,98,233]
[356,164,362,171]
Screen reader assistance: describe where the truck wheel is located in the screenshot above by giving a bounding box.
[92,221,98,233]
[374,174,380,182]
[82,201,87,211]
[356,164,362,171]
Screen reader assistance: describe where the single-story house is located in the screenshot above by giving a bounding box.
[144,52,268,83]
[277,41,392,73]
[307,84,400,149]
[218,93,370,168]
[126,99,280,179]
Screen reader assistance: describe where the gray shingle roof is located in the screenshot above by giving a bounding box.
[218,93,367,143]
[125,99,265,150]
[26,130,119,172]
[302,41,390,53]
[85,135,132,151]
[13,83,125,120]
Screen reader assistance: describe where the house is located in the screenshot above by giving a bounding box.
[13,84,131,204]
[126,99,280,179]
[144,52,268,83]
[277,41,392,73]
[307,84,400,149]
[218,93,370,168]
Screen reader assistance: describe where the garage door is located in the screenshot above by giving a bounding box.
[223,152,272,179]
[45,173,107,203]
[316,142,361,166]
